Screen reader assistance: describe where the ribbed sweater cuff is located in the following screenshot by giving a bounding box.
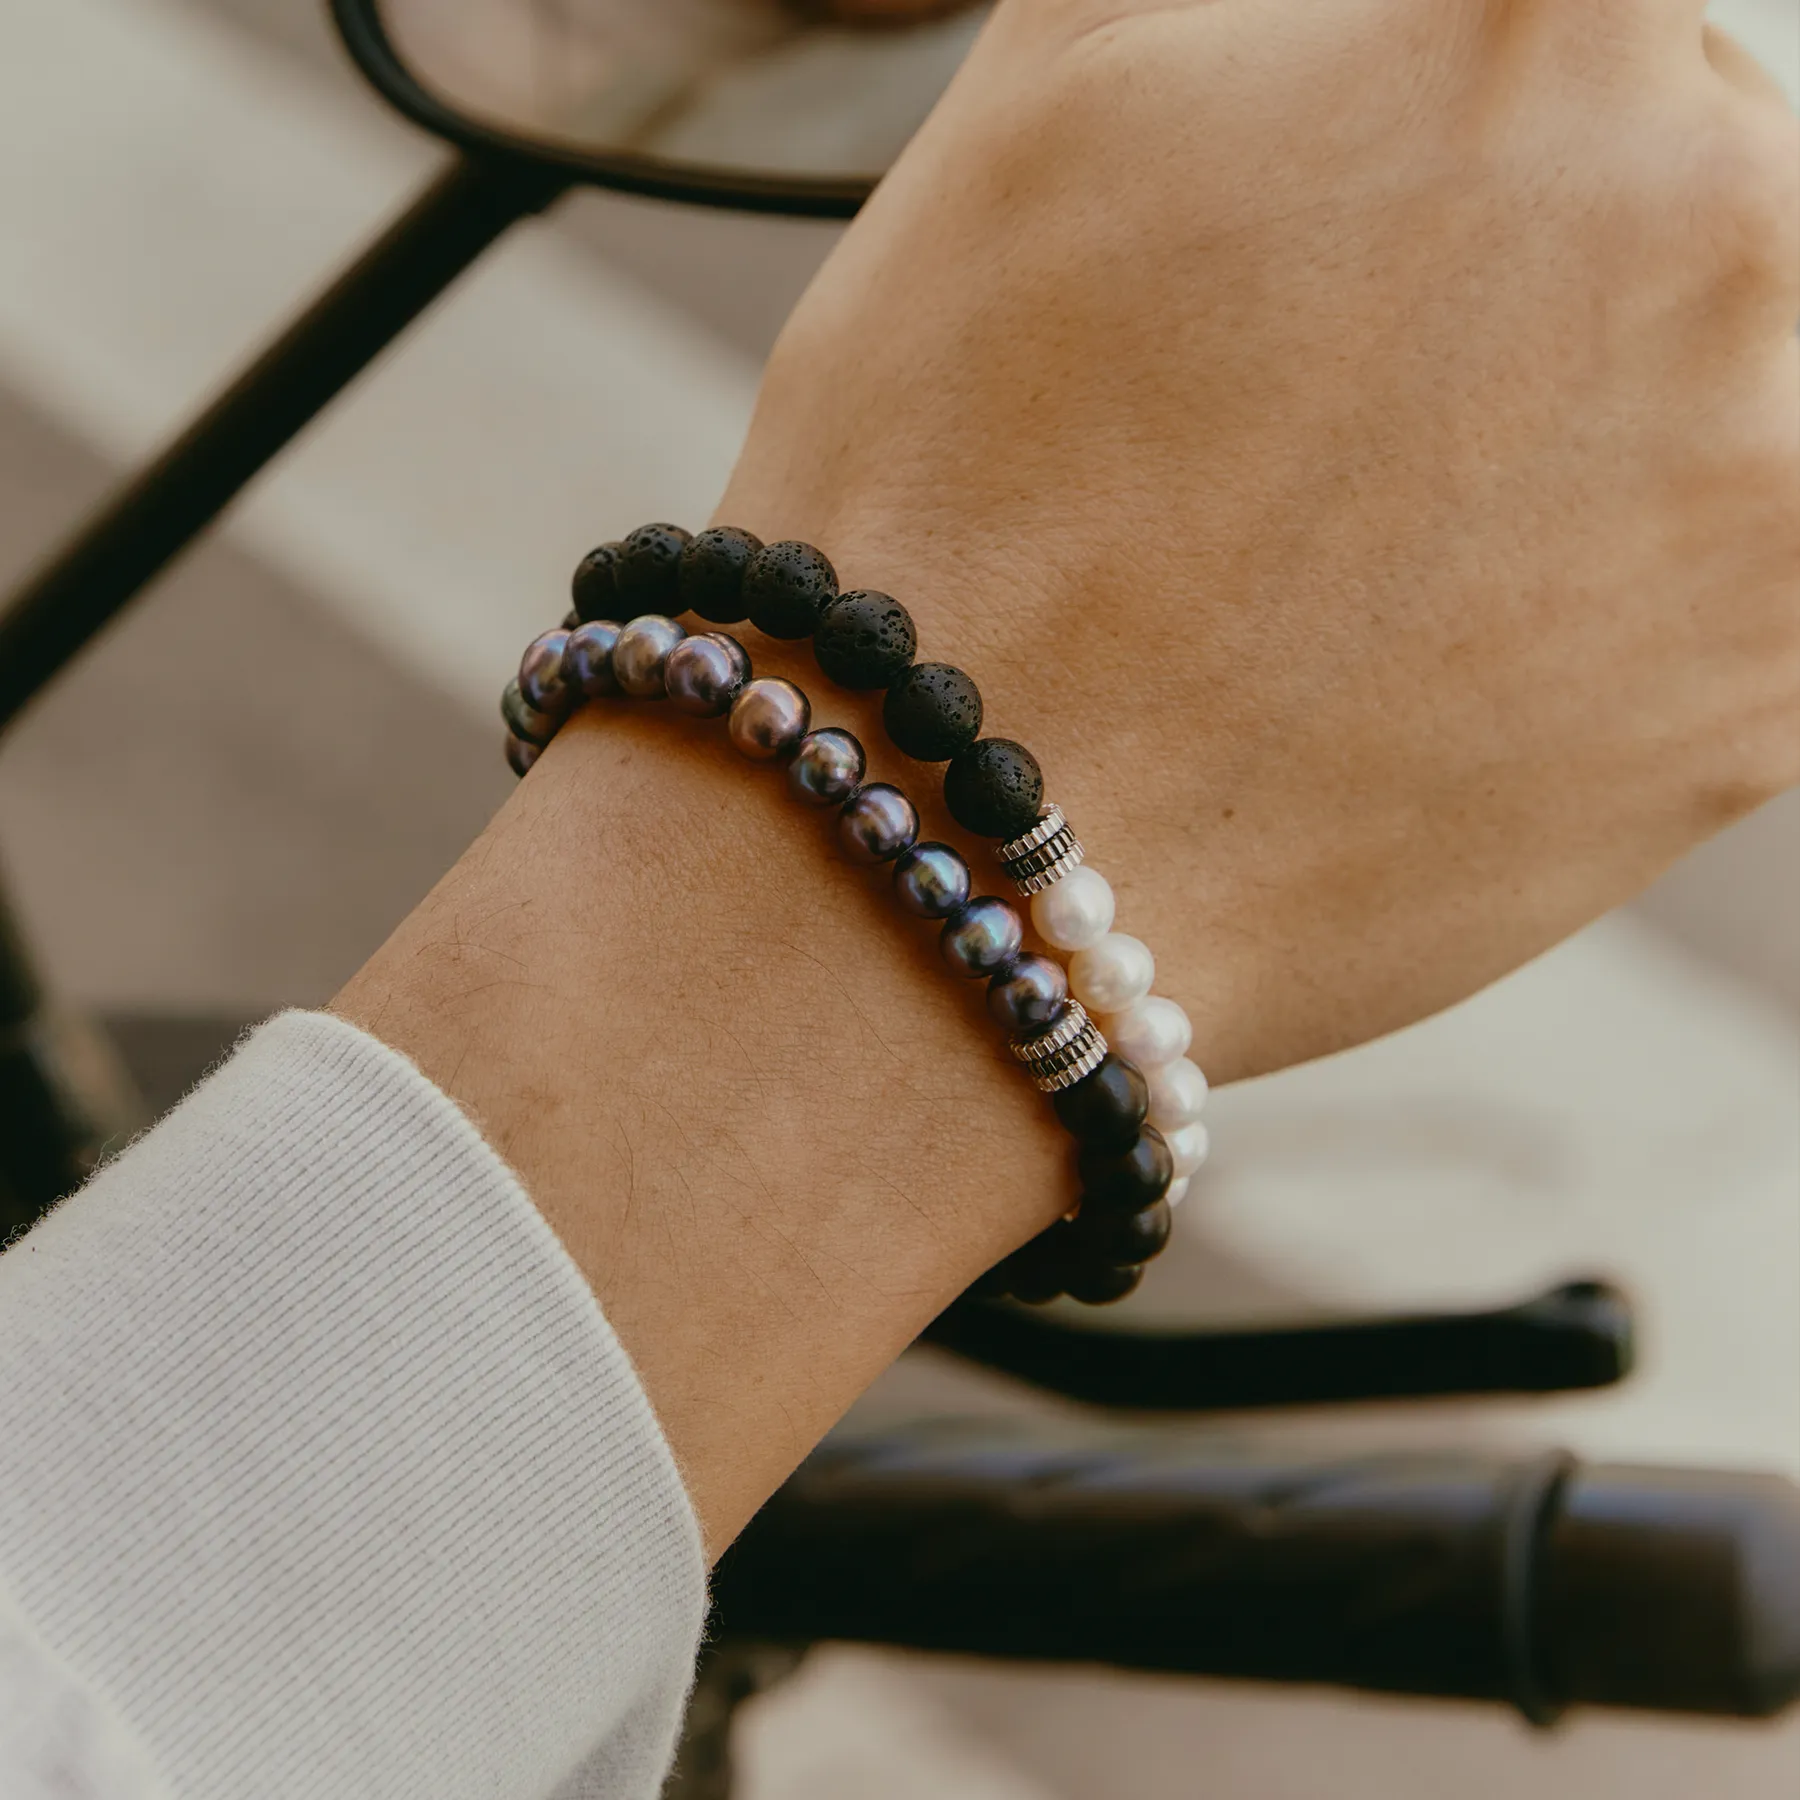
[0,1009,705,1800]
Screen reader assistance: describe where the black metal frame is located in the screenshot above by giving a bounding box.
[327,0,875,220]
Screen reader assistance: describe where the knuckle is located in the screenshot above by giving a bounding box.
[1687,114,1800,297]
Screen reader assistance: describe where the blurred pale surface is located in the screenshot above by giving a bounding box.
[0,0,1794,1794]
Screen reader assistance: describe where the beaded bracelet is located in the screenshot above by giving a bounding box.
[509,525,1210,1303]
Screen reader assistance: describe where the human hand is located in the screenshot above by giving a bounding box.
[723,0,1800,1083]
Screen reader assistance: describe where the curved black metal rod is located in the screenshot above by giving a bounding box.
[919,1278,1635,1410]
[0,153,567,733]
[329,0,874,220]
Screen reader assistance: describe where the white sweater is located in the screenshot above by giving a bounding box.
[0,1011,707,1800]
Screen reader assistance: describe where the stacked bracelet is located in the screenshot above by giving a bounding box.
[507,522,1210,1306]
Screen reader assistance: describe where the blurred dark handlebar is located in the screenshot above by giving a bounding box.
[922,1279,1634,1411]
[712,1423,1800,1722]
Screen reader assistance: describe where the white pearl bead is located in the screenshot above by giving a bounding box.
[1163,1120,1210,1179]
[1068,933,1155,1014]
[1145,1057,1209,1132]
[1029,865,1115,951]
[1105,994,1192,1068]
[1164,1175,1191,1209]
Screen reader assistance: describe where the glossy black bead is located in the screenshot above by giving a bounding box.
[1076,1127,1174,1215]
[1052,1053,1150,1151]
[943,737,1044,839]
[987,953,1070,1034]
[965,1263,1014,1301]
[517,628,571,714]
[743,540,838,640]
[813,590,917,690]
[891,842,972,919]
[1073,1196,1172,1269]
[882,663,982,762]
[1001,1226,1072,1306]
[679,525,762,623]
[616,523,691,614]
[1062,1261,1145,1306]
[504,734,541,779]
[571,542,623,623]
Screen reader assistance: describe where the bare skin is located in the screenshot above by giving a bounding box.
[336,0,1799,1559]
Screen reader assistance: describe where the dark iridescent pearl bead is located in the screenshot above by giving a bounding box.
[679,525,762,623]
[1073,1196,1172,1268]
[664,632,750,717]
[612,614,686,699]
[986,953,1070,1034]
[1077,1127,1174,1215]
[837,783,920,865]
[944,737,1044,839]
[616,523,691,614]
[883,663,983,762]
[571,542,622,623]
[743,540,838,640]
[1052,1053,1150,1151]
[940,896,1025,979]
[501,679,558,746]
[517,628,571,714]
[787,728,865,805]
[813,590,917,690]
[563,620,622,698]
[891,842,972,920]
[728,678,811,761]
[505,734,541,778]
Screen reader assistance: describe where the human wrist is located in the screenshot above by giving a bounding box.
[334,693,1066,1551]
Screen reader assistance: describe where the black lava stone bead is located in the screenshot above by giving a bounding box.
[1076,1127,1174,1215]
[1073,1197,1172,1269]
[571,542,623,622]
[1063,1262,1145,1306]
[882,663,983,762]
[743,540,838,639]
[813,590,917,690]
[679,525,762,623]
[616,523,692,614]
[943,737,1044,839]
[1052,1054,1150,1151]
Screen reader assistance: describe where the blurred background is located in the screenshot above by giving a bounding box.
[0,1,1795,1793]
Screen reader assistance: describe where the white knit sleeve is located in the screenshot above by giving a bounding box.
[0,1009,707,1800]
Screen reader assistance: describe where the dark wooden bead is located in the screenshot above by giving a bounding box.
[883,663,982,761]
[616,523,692,614]
[943,737,1044,838]
[679,525,762,623]
[1076,1127,1173,1215]
[1052,1054,1150,1151]
[1073,1197,1172,1268]
[743,540,838,639]
[571,542,623,623]
[1062,1261,1144,1306]
[813,590,917,689]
